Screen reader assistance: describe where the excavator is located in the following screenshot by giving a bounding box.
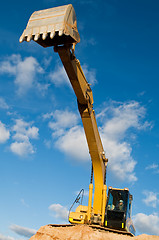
[20,4,135,236]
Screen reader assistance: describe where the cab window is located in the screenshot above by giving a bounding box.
[107,190,127,212]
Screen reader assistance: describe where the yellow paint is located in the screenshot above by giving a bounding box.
[57,47,108,216]
[87,183,93,221]
[101,185,107,225]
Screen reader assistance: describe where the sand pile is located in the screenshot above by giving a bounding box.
[30,225,159,240]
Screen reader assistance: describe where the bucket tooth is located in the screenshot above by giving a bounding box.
[19,35,24,43]
[34,33,40,41]
[19,4,80,47]
[42,32,48,40]
[50,31,55,39]
[27,35,32,42]
[58,30,63,36]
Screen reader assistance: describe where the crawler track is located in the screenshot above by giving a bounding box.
[48,224,134,237]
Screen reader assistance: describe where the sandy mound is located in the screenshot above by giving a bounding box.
[30,225,159,240]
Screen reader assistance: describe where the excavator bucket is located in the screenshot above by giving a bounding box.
[19,4,80,47]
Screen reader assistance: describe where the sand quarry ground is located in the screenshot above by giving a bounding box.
[30,224,159,240]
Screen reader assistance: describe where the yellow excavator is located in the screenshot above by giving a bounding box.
[20,4,135,236]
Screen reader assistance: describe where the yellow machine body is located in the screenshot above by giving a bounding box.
[20,4,135,236]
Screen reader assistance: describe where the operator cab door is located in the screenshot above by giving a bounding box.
[104,188,135,236]
[105,188,127,230]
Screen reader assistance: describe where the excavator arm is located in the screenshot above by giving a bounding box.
[55,45,108,216]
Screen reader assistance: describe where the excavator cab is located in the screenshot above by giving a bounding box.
[105,187,135,236]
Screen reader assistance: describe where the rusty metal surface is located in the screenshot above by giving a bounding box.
[19,4,80,47]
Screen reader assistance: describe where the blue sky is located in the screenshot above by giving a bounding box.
[0,0,159,239]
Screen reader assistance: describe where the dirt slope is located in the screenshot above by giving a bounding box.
[30,225,159,240]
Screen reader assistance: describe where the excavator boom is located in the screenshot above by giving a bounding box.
[55,45,107,217]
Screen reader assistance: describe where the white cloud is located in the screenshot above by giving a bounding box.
[0,97,9,109]
[0,54,44,95]
[55,126,89,161]
[49,65,70,87]
[48,110,79,136]
[46,100,151,182]
[15,56,43,95]
[36,82,50,97]
[0,121,10,143]
[145,163,159,175]
[42,56,52,68]
[49,63,97,87]
[0,54,19,75]
[0,233,14,240]
[133,213,159,235]
[42,112,54,120]
[99,100,152,182]
[47,110,88,160]
[82,64,97,86]
[142,191,159,208]
[80,35,97,47]
[49,204,69,221]
[101,136,137,182]
[145,163,158,170]
[27,126,39,139]
[12,119,39,140]
[10,141,34,157]
[10,224,36,238]
[10,119,39,157]
[100,101,151,140]
[44,139,52,149]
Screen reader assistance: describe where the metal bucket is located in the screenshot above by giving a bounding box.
[19,4,80,47]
